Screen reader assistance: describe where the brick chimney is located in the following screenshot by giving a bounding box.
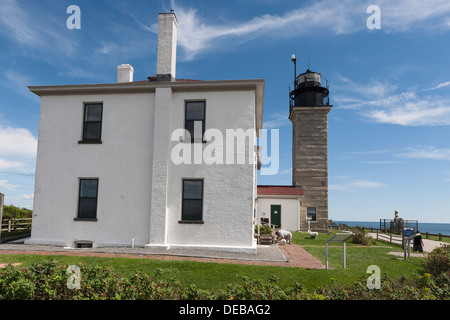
[156,12,178,82]
[117,64,134,83]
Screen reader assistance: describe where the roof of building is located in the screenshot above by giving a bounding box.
[257,185,304,197]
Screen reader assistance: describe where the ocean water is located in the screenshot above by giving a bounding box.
[333,221,450,236]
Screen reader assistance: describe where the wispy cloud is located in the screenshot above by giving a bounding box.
[421,81,450,91]
[276,168,292,176]
[1,70,39,101]
[263,113,290,129]
[330,179,386,191]
[0,0,78,57]
[0,179,18,191]
[171,1,359,60]
[334,74,450,126]
[397,145,450,161]
[362,161,403,164]
[163,0,450,60]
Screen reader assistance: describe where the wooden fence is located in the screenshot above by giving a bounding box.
[1,218,32,233]
[332,224,450,242]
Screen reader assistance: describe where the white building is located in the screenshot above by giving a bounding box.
[26,13,264,253]
[256,186,303,232]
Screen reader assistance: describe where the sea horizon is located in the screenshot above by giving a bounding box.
[333,220,450,236]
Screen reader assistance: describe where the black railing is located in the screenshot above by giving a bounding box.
[288,80,330,114]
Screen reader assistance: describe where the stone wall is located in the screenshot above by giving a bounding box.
[290,106,331,232]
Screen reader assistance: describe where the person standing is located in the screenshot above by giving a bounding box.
[413,231,424,252]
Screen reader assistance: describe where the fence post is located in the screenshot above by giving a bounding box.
[439,233,442,241]
[390,234,392,244]
[8,219,11,232]
[425,232,429,239]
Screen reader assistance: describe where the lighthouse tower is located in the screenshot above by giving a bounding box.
[289,63,332,232]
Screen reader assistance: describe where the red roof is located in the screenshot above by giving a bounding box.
[257,185,304,196]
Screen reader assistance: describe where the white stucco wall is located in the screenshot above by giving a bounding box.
[163,90,257,251]
[28,92,155,248]
[28,86,259,252]
[257,197,301,232]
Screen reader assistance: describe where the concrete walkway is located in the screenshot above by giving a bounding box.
[0,242,325,269]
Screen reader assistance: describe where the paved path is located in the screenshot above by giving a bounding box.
[0,243,325,269]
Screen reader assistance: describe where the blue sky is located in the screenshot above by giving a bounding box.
[0,0,449,223]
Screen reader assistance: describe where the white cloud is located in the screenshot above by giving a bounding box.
[0,126,37,174]
[276,168,292,176]
[330,180,386,192]
[164,0,450,60]
[365,100,450,126]
[0,179,17,191]
[421,81,450,91]
[397,146,450,161]
[362,161,403,164]
[0,159,24,171]
[350,180,385,188]
[0,70,39,101]
[0,126,37,158]
[21,194,34,200]
[263,113,290,129]
[379,0,450,32]
[171,1,360,59]
[0,0,78,57]
[334,74,450,126]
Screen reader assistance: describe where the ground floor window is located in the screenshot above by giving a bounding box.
[78,179,98,220]
[307,207,317,222]
[182,179,203,221]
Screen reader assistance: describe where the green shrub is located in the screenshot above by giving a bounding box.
[424,245,450,277]
[0,260,449,300]
[255,225,272,235]
[351,228,373,246]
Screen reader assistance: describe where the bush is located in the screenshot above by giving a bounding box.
[351,228,373,246]
[424,245,450,277]
[0,260,449,300]
[255,224,272,235]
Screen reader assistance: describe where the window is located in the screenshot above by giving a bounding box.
[82,103,103,142]
[181,179,203,222]
[77,179,99,220]
[307,207,317,222]
[185,101,205,142]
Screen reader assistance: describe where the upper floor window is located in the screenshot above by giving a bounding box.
[185,101,205,142]
[82,103,103,142]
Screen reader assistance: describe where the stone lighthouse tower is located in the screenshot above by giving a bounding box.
[289,61,332,232]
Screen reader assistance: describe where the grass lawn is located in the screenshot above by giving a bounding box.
[0,230,427,292]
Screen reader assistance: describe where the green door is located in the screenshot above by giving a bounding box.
[271,205,281,228]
